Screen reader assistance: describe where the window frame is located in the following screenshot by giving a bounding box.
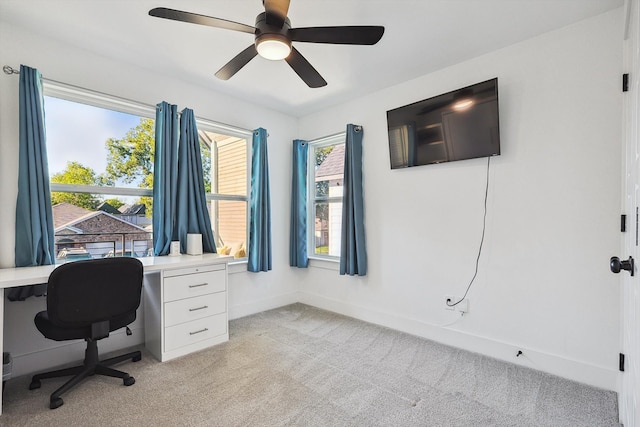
[44,81,157,202]
[196,118,252,261]
[307,132,346,261]
[43,81,251,261]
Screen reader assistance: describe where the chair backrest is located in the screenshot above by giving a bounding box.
[46,257,144,328]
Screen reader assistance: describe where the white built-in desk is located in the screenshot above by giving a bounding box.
[0,253,231,415]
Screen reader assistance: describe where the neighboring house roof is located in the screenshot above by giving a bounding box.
[315,144,345,180]
[119,203,146,215]
[52,203,93,229]
[97,201,121,215]
[56,225,84,234]
[55,210,149,234]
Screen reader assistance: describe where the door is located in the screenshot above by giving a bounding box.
[619,1,640,425]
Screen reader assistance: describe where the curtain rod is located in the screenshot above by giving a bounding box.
[3,65,116,97]
[3,65,19,75]
[2,65,252,137]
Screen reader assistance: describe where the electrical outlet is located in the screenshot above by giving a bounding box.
[444,296,469,313]
[444,295,456,311]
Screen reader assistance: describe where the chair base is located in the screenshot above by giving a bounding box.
[29,340,141,409]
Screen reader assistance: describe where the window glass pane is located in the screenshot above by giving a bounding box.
[200,131,247,196]
[53,193,153,261]
[314,143,345,198]
[45,93,250,263]
[199,136,212,193]
[309,136,345,259]
[314,202,342,257]
[45,95,155,262]
[45,96,155,190]
[208,200,248,258]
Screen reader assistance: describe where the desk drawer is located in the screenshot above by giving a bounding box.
[164,292,226,327]
[163,269,226,302]
[164,313,227,352]
[163,263,224,278]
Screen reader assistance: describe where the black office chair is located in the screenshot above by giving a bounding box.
[29,257,144,409]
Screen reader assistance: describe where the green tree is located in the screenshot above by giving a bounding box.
[50,161,101,209]
[104,118,155,216]
[104,118,155,187]
[201,141,211,193]
[103,118,213,216]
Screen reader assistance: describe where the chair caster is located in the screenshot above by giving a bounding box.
[50,396,63,409]
[29,379,41,390]
[132,354,142,362]
[123,376,135,386]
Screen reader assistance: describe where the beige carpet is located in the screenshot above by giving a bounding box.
[1,303,619,426]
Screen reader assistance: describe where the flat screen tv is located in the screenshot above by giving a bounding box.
[386,78,500,169]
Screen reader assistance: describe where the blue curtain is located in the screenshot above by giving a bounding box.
[175,108,216,253]
[10,65,54,300]
[248,128,272,272]
[289,139,308,267]
[152,101,179,256]
[340,124,367,276]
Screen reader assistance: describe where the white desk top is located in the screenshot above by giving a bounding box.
[0,253,232,289]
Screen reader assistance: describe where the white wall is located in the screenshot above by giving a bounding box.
[0,22,299,376]
[0,8,625,390]
[297,9,623,390]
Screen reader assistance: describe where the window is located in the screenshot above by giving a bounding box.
[308,134,346,258]
[197,125,250,258]
[44,83,250,262]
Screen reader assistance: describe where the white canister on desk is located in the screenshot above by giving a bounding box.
[169,241,180,256]
[186,234,203,255]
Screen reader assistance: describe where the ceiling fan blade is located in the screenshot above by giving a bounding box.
[285,47,327,88]
[289,26,385,45]
[263,0,290,24]
[149,7,255,34]
[215,45,259,80]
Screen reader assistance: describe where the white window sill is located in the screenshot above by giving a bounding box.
[226,257,340,274]
[308,257,340,271]
[228,260,248,274]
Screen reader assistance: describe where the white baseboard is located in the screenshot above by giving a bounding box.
[228,291,300,320]
[10,292,617,392]
[298,291,618,392]
[9,327,144,379]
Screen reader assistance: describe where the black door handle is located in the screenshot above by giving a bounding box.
[610,256,634,276]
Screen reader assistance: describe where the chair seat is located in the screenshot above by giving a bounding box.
[35,311,136,342]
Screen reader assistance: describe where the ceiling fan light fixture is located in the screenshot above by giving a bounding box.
[148,3,384,88]
[256,35,292,60]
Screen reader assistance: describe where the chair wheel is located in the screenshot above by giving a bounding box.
[29,379,41,390]
[50,397,63,409]
[123,376,135,386]
[132,354,142,362]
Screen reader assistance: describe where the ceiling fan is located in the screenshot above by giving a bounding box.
[149,0,385,88]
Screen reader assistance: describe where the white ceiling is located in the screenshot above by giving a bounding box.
[1,0,623,117]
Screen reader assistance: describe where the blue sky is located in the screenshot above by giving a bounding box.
[44,96,142,178]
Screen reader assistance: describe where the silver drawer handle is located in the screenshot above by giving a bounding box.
[189,328,208,336]
[188,283,208,288]
[189,305,208,312]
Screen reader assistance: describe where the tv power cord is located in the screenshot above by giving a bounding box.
[447,156,491,309]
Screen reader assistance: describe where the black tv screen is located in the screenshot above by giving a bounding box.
[386,78,500,169]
